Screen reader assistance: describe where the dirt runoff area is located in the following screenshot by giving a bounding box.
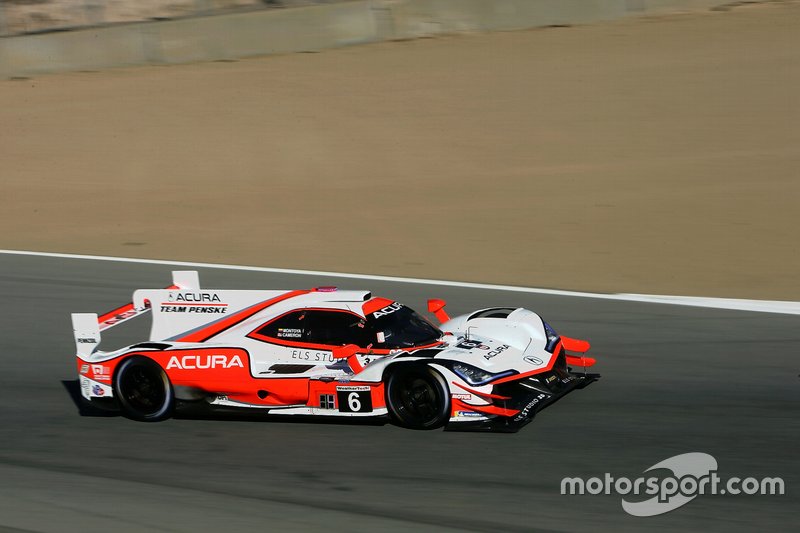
[1,1,798,300]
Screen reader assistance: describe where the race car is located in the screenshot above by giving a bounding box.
[72,271,599,431]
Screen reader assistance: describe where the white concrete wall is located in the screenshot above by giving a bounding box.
[0,0,734,78]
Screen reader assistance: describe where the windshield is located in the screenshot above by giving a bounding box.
[367,304,442,349]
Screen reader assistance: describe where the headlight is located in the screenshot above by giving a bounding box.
[543,321,560,353]
[451,362,514,386]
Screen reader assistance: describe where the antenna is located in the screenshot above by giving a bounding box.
[466,326,475,341]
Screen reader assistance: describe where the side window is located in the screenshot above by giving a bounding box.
[252,310,307,341]
[304,311,369,347]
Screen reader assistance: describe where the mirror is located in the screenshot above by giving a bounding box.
[427,298,449,322]
[332,344,359,359]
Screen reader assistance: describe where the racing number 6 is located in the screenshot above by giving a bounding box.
[336,388,373,413]
[348,392,361,412]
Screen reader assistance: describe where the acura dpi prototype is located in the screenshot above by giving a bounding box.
[72,271,599,431]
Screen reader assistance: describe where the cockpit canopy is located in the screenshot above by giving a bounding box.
[248,300,441,350]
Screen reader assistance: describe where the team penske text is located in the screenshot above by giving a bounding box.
[161,306,227,313]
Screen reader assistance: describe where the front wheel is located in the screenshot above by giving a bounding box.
[385,365,450,430]
[114,356,174,421]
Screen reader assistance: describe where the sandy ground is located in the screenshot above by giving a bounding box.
[1,1,798,299]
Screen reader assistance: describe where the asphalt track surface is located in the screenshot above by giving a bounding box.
[0,254,797,532]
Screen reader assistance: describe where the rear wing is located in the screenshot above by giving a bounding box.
[71,271,199,357]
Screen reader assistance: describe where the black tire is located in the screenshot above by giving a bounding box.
[114,356,174,422]
[385,365,450,430]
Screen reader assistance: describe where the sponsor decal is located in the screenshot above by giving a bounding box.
[92,384,105,396]
[80,378,91,396]
[101,309,138,327]
[513,393,547,421]
[162,293,227,313]
[456,340,490,351]
[524,355,544,366]
[77,337,97,344]
[373,302,403,318]
[456,410,483,418]
[545,374,558,384]
[91,364,111,382]
[483,344,510,361]
[166,354,244,370]
[79,364,90,374]
[168,292,221,303]
[452,393,472,400]
[336,386,371,392]
[291,350,334,363]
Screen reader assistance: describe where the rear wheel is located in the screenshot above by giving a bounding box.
[114,356,174,421]
[385,365,450,430]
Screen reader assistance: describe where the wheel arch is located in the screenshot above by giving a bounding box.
[111,352,166,383]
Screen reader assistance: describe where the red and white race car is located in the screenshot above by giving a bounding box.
[73,271,599,431]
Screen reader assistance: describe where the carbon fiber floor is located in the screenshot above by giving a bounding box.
[0,254,797,532]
